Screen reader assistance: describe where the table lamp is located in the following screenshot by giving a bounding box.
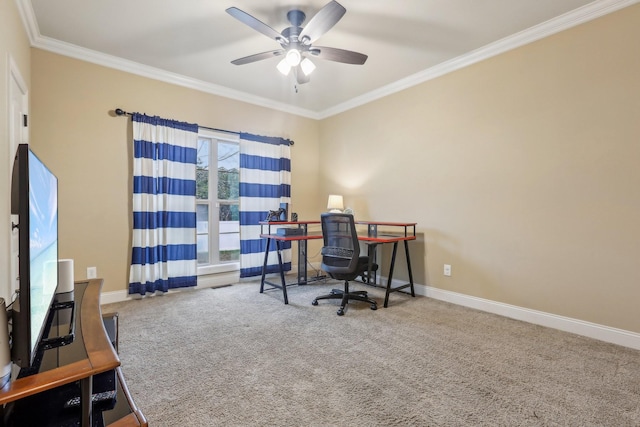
[327,194,344,213]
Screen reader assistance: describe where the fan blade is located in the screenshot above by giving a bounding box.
[310,46,367,65]
[231,50,285,65]
[298,1,346,44]
[226,7,286,44]
[294,66,310,84]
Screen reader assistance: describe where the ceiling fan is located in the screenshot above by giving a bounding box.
[226,1,368,84]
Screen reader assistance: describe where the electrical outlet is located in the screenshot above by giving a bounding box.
[87,267,97,279]
[444,264,451,277]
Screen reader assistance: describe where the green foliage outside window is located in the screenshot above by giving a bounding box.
[196,166,239,202]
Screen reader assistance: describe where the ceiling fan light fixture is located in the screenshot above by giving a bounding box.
[300,58,316,76]
[228,2,368,83]
[285,49,302,66]
[277,58,292,75]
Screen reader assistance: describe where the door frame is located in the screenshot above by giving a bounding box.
[7,56,29,301]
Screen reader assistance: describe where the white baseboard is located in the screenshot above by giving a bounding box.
[100,269,640,351]
[100,271,239,305]
[288,267,640,350]
[396,279,640,350]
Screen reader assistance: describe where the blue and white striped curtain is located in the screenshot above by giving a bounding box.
[239,133,292,278]
[129,113,199,295]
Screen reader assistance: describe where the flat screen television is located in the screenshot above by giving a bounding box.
[10,144,60,369]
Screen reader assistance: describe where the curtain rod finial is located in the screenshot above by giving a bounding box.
[115,108,126,116]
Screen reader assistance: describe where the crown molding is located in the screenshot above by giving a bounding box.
[317,0,639,119]
[15,0,39,43]
[17,0,638,121]
[17,0,320,120]
[31,35,321,120]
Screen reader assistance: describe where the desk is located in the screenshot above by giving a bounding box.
[259,220,417,307]
[259,221,322,304]
[357,221,417,308]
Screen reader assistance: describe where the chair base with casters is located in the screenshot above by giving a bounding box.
[315,213,378,316]
[312,280,377,316]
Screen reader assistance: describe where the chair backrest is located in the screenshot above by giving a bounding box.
[320,213,360,276]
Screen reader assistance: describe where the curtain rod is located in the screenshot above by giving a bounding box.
[114,108,294,146]
[114,108,240,137]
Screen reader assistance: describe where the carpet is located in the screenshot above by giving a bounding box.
[104,280,640,426]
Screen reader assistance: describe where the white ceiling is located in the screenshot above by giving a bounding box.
[19,0,635,119]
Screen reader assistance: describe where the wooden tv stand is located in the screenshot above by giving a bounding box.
[0,279,147,427]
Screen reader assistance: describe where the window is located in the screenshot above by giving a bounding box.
[196,130,240,275]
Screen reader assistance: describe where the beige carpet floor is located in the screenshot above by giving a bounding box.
[104,280,640,426]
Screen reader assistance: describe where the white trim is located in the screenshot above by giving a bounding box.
[99,271,239,305]
[382,276,640,351]
[197,262,239,277]
[14,0,39,44]
[100,267,640,350]
[7,56,29,300]
[318,0,640,119]
[8,55,30,146]
[8,57,29,96]
[30,35,320,120]
[16,0,638,120]
[198,128,240,142]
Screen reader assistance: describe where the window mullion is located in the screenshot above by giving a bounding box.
[210,140,220,264]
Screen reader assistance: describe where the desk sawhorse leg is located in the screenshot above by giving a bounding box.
[369,240,416,308]
[259,238,289,304]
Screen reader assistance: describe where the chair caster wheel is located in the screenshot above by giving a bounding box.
[312,300,318,306]
[337,308,345,316]
[371,304,377,310]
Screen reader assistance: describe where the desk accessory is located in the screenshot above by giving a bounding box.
[55,259,75,330]
[57,259,74,294]
[279,203,288,221]
[0,298,10,387]
[276,228,305,236]
[265,208,286,222]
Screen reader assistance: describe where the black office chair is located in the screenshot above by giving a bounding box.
[312,213,378,316]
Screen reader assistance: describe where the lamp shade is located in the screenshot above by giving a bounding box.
[327,194,344,213]
[277,58,292,75]
[300,58,316,76]
[285,49,302,66]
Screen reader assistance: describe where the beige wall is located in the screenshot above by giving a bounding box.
[9,3,640,334]
[1,0,31,302]
[320,5,640,333]
[29,50,321,294]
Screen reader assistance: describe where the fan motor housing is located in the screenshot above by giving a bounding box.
[286,9,306,27]
[281,26,303,43]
